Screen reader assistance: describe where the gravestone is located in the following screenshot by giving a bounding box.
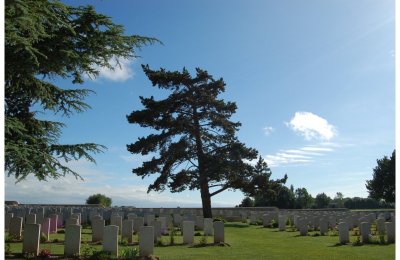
[92,218,105,242]
[263,214,271,227]
[182,221,194,244]
[360,222,370,243]
[158,216,168,234]
[319,218,328,235]
[71,213,81,225]
[5,213,13,231]
[26,214,36,224]
[154,220,162,243]
[376,218,385,235]
[139,226,154,257]
[9,217,23,239]
[103,225,119,257]
[195,215,204,230]
[66,218,79,227]
[298,218,308,236]
[49,214,58,233]
[134,217,144,234]
[204,218,213,236]
[111,215,122,234]
[64,224,81,256]
[22,224,41,256]
[41,218,51,241]
[122,219,134,243]
[278,215,286,231]
[214,221,224,243]
[145,214,155,226]
[338,222,349,244]
[173,214,182,227]
[386,222,395,243]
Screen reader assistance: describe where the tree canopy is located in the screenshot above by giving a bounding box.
[86,193,112,207]
[127,66,276,217]
[366,150,395,203]
[5,0,159,182]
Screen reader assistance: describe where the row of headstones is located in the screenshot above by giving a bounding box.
[6,214,225,257]
[257,211,395,244]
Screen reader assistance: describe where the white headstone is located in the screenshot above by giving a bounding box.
[103,225,119,257]
[204,218,213,236]
[319,218,328,235]
[64,224,81,256]
[22,223,41,256]
[182,221,194,244]
[41,218,51,241]
[134,217,144,234]
[338,222,349,244]
[360,222,370,243]
[5,213,14,231]
[111,215,122,234]
[278,215,286,231]
[92,218,105,242]
[122,219,134,243]
[195,215,204,230]
[376,218,385,235]
[49,214,58,233]
[139,226,154,257]
[154,220,162,243]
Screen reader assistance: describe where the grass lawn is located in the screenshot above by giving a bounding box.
[5,222,395,259]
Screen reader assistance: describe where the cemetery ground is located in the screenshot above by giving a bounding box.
[5,221,394,259]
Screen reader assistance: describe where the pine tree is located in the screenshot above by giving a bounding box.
[5,0,159,181]
[127,65,259,217]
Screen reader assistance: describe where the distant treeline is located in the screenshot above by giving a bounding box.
[238,186,394,209]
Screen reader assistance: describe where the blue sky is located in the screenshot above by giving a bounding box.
[4,0,396,207]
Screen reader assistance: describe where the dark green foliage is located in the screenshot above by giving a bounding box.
[86,193,112,207]
[294,188,314,209]
[239,197,254,207]
[366,150,396,203]
[89,250,112,260]
[127,66,263,217]
[314,193,331,208]
[5,0,159,182]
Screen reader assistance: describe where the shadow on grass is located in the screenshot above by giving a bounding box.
[224,223,250,228]
[189,242,231,248]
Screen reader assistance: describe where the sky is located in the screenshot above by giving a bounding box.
[4,0,396,207]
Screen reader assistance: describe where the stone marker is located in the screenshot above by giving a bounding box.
[49,214,58,233]
[103,225,119,257]
[214,221,224,243]
[319,218,328,235]
[41,218,51,241]
[66,218,79,227]
[298,218,308,236]
[26,214,36,224]
[122,219,134,243]
[158,217,168,234]
[64,224,81,256]
[22,224,41,256]
[145,214,155,226]
[139,226,154,257]
[376,218,385,235]
[183,221,194,244]
[9,217,23,239]
[278,215,286,231]
[386,222,395,243]
[195,215,204,230]
[5,213,14,231]
[338,222,349,244]
[71,213,81,225]
[204,218,213,236]
[263,214,271,227]
[360,222,370,243]
[92,218,105,242]
[111,215,122,234]
[134,217,144,234]
[154,220,162,243]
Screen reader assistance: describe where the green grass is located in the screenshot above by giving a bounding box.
[5,223,395,259]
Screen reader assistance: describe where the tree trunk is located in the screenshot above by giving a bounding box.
[200,176,213,218]
[192,104,213,218]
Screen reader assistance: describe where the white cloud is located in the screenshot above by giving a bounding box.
[264,144,335,167]
[86,56,135,82]
[263,126,274,136]
[286,112,337,141]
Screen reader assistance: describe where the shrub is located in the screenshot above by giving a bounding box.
[199,235,208,247]
[38,248,51,258]
[40,234,48,243]
[89,250,112,260]
[121,247,139,259]
[86,194,112,207]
